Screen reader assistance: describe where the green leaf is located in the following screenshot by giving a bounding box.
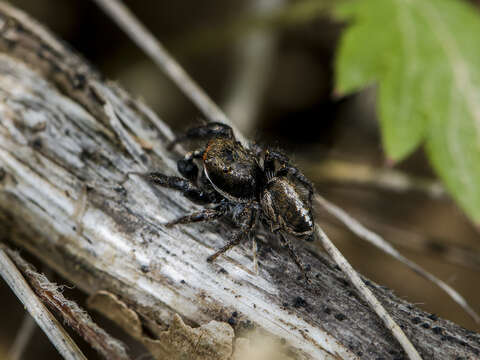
[334,0,480,223]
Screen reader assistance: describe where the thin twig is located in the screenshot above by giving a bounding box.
[91,0,247,145]
[315,225,422,360]
[0,246,87,360]
[321,209,480,271]
[7,313,36,360]
[315,194,480,324]
[5,247,130,360]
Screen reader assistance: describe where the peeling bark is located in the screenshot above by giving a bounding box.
[0,3,479,359]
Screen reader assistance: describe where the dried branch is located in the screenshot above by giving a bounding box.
[0,246,86,360]
[89,2,420,357]
[0,3,479,360]
[91,0,480,353]
[315,226,422,360]
[5,246,130,360]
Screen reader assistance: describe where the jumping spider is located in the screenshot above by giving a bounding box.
[142,123,315,281]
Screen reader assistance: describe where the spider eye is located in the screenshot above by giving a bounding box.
[177,159,198,179]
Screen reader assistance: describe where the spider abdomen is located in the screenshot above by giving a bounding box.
[261,177,314,237]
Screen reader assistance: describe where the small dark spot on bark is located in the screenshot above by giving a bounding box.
[421,322,430,329]
[335,313,347,321]
[140,265,149,273]
[411,317,422,324]
[305,264,311,271]
[180,279,186,284]
[296,275,303,281]
[293,297,307,308]
[428,313,438,321]
[31,137,42,149]
[324,307,331,315]
[227,317,236,326]
[357,352,363,357]
[282,302,289,308]
[347,290,355,297]
[432,326,443,335]
[337,277,350,287]
[140,153,149,164]
[219,268,228,274]
[114,186,127,195]
[232,311,238,317]
[364,280,373,287]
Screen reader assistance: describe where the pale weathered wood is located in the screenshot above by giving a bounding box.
[0,3,479,359]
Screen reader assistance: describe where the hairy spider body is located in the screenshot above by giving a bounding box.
[261,177,314,237]
[202,137,264,202]
[145,122,315,280]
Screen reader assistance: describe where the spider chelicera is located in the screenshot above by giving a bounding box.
[140,122,315,281]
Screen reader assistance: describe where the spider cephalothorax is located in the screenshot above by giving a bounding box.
[143,122,315,280]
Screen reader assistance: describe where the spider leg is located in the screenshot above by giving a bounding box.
[207,228,248,262]
[251,233,258,274]
[168,122,234,149]
[165,205,226,227]
[207,202,257,262]
[142,172,215,205]
[279,232,312,284]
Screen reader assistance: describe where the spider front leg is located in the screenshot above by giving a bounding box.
[177,149,204,182]
[142,172,215,205]
[168,122,234,149]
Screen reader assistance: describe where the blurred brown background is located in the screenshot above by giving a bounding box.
[1,0,480,359]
